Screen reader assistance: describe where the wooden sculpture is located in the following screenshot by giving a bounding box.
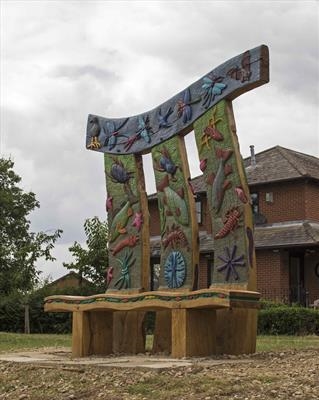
[45,45,269,358]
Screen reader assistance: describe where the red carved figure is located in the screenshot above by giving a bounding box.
[162,224,189,250]
[111,235,139,256]
[214,207,241,239]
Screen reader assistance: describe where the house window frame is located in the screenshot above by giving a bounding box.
[195,197,203,225]
[250,192,259,215]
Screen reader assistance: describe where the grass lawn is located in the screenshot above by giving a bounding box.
[1,332,318,353]
[0,332,71,352]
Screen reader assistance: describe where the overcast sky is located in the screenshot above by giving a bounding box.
[1,0,318,281]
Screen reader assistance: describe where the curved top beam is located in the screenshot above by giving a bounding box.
[86,45,269,155]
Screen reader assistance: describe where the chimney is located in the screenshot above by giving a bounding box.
[250,145,256,167]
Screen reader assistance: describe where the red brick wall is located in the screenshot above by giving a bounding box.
[256,249,290,302]
[250,181,306,224]
[149,200,161,236]
[305,181,319,221]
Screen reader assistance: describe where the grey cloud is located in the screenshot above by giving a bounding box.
[51,64,117,81]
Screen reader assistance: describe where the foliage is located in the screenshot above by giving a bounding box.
[0,158,62,295]
[63,217,108,291]
[258,306,319,335]
[0,283,99,334]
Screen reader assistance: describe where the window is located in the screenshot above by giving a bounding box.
[251,192,259,214]
[195,199,202,224]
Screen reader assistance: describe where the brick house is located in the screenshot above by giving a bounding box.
[149,146,319,305]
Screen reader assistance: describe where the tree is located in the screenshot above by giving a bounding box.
[0,158,62,295]
[63,216,108,291]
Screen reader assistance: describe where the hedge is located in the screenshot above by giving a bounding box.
[258,306,319,335]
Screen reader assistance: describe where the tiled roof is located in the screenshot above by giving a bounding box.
[150,221,319,255]
[244,146,319,185]
[148,146,319,198]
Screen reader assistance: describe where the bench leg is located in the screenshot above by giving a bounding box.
[171,309,216,358]
[215,308,257,355]
[113,311,146,354]
[72,311,113,357]
[152,310,172,354]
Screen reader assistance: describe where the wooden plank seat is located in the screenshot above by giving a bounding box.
[44,288,260,357]
[45,45,269,358]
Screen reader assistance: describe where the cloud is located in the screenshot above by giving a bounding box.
[1,0,318,281]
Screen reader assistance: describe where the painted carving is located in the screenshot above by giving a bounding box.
[106,196,113,212]
[158,106,173,129]
[132,211,143,232]
[87,116,102,149]
[111,234,139,256]
[202,75,227,109]
[234,186,249,204]
[114,251,136,289]
[194,100,257,285]
[164,250,186,289]
[107,158,134,185]
[157,176,189,226]
[110,201,133,242]
[227,50,251,83]
[105,266,114,289]
[201,106,224,149]
[154,146,179,180]
[214,207,241,240]
[177,88,200,123]
[216,245,245,281]
[86,45,269,155]
[162,224,189,250]
[207,147,233,213]
[103,118,129,150]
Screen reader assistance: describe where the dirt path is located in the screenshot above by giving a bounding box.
[0,348,318,399]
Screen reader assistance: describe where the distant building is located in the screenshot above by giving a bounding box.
[46,271,92,290]
[149,146,319,305]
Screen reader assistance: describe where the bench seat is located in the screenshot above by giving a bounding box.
[44,288,260,358]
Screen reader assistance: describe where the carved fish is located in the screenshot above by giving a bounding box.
[207,147,233,212]
[132,211,143,232]
[111,235,139,256]
[157,176,189,226]
[110,201,133,242]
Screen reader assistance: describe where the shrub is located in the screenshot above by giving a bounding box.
[258,305,319,335]
[0,284,100,334]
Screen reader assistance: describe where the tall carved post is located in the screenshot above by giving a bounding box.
[194,99,258,354]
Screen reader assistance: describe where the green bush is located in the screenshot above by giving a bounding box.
[258,306,319,335]
[0,284,101,334]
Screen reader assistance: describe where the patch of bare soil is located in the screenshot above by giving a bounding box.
[0,349,318,399]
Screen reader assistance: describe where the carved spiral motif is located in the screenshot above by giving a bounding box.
[164,250,186,289]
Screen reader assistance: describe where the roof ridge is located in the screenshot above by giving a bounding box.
[277,146,307,176]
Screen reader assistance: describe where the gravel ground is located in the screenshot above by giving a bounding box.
[0,349,318,399]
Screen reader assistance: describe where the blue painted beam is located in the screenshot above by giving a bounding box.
[86,44,269,155]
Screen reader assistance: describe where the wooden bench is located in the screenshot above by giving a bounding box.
[45,44,269,358]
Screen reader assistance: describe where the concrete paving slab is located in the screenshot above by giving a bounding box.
[0,348,253,370]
